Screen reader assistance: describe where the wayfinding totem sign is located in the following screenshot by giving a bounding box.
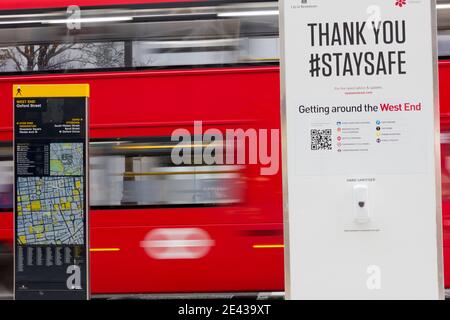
[280,0,444,299]
[13,84,89,300]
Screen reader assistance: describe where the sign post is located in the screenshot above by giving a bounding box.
[280,0,443,299]
[13,84,89,300]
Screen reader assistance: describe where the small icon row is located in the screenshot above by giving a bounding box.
[376,120,381,143]
[335,120,384,150]
[336,121,342,152]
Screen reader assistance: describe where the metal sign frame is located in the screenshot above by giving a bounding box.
[13,84,90,300]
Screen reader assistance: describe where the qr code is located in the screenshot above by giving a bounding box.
[311,129,332,150]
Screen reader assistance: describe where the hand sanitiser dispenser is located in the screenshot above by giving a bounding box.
[353,185,369,224]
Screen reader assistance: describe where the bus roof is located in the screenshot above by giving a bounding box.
[0,0,193,11]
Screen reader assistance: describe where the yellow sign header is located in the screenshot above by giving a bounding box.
[13,84,90,98]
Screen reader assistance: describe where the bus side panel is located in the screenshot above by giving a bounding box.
[0,67,284,294]
[2,62,450,291]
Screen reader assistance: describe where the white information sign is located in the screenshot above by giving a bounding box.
[280,0,444,299]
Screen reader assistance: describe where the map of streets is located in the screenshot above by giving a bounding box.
[17,177,84,245]
[50,143,83,176]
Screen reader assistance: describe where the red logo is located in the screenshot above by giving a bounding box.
[395,0,406,7]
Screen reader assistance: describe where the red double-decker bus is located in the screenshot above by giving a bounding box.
[1,0,450,298]
[0,0,283,297]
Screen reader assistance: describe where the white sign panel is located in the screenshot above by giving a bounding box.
[280,0,443,299]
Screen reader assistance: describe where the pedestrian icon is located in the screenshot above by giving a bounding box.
[16,86,22,96]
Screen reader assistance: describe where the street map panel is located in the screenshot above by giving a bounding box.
[17,177,84,245]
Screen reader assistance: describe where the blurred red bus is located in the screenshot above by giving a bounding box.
[0,0,283,296]
[1,0,450,297]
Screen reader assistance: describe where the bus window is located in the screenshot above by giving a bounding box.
[89,138,245,208]
[0,2,279,73]
[0,144,12,210]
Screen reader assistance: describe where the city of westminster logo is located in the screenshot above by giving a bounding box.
[395,0,407,7]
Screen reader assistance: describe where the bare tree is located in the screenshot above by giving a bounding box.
[0,42,125,72]
[80,42,124,69]
[0,50,8,70]
[0,44,80,71]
